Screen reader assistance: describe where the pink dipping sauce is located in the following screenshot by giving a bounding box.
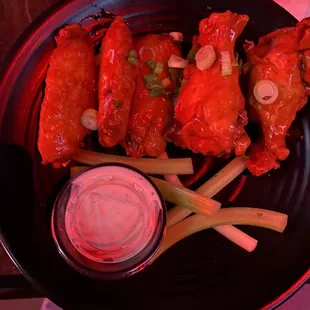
[52,164,166,280]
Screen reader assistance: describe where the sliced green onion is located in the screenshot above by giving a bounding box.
[128,56,139,66]
[253,80,279,105]
[139,47,155,62]
[187,48,198,64]
[154,62,164,75]
[146,59,156,71]
[129,49,138,58]
[168,55,189,68]
[81,109,98,131]
[128,49,139,66]
[143,73,156,83]
[195,45,216,71]
[168,68,185,105]
[162,78,172,88]
[112,100,121,108]
[143,74,166,97]
[221,51,232,76]
[143,74,162,88]
[150,86,166,97]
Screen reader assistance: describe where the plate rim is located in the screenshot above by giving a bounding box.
[0,1,308,309]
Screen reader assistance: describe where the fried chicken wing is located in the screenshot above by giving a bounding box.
[123,34,181,157]
[246,18,310,176]
[98,17,137,147]
[166,11,250,156]
[38,25,96,167]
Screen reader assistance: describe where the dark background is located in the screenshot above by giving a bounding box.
[0,0,62,63]
[0,0,61,279]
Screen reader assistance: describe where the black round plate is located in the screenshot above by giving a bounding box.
[0,1,310,309]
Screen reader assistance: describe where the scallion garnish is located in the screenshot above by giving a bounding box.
[196,45,216,71]
[128,49,139,66]
[146,59,156,71]
[143,73,156,83]
[143,74,166,97]
[221,51,232,76]
[150,86,166,97]
[154,62,164,75]
[129,49,138,58]
[128,56,139,66]
[112,100,121,108]
[168,55,189,68]
[187,48,198,64]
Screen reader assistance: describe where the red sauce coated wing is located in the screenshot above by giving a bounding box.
[123,34,181,157]
[38,25,96,167]
[246,18,310,176]
[98,17,137,147]
[166,11,250,156]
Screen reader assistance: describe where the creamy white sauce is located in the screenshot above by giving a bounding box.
[65,165,163,264]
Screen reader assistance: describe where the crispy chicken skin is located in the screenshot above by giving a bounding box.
[38,25,96,167]
[166,11,250,156]
[98,17,137,147]
[123,34,181,157]
[246,18,310,176]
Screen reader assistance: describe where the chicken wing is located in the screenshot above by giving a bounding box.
[38,25,96,167]
[246,18,310,176]
[98,17,137,147]
[166,11,250,157]
[123,34,181,157]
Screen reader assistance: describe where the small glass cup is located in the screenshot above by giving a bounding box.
[51,163,166,280]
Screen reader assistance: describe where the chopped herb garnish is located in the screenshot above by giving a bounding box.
[143,73,156,83]
[128,56,139,66]
[112,100,121,108]
[154,62,164,75]
[187,48,198,64]
[128,49,139,66]
[150,86,166,97]
[143,74,166,97]
[146,59,156,71]
[129,49,138,58]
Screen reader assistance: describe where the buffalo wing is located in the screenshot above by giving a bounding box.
[98,17,137,147]
[123,34,181,157]
[166,11,251,156]
[246,18,310,176]
[38,25,96,167]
